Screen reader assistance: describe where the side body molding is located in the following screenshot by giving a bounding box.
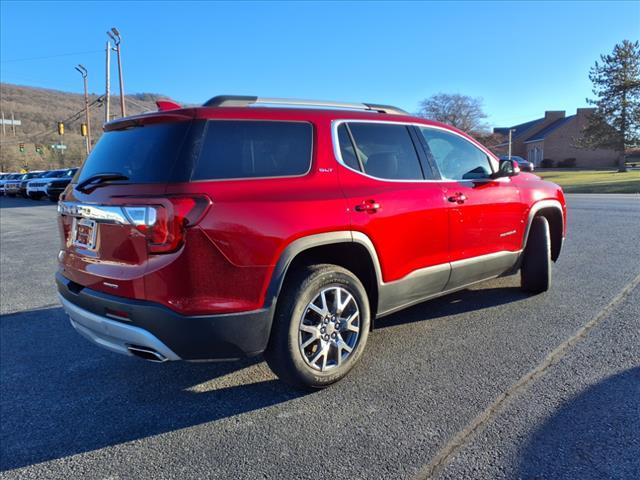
[265,199,563,321]
[264,231,458,320]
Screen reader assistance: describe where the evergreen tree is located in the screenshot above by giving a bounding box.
[581,40,640,172]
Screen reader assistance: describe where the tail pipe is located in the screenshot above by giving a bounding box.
[127,345,168,363]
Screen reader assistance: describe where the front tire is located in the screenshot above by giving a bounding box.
[521,216,551,293]
[264,264,370,390]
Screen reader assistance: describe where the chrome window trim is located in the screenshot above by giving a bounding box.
[331,119,501,183]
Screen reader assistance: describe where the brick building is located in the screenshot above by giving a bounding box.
[493,108,619,168]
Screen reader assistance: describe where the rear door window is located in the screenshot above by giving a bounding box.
[193,121,312,180]
[340,122,424,180]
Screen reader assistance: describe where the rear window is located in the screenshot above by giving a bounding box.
[193,121,312,180]
[76,122,193,184]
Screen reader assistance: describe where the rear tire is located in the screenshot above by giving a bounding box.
[521,216,551,293]
[264,264,370,390]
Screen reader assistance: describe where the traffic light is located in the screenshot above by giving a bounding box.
[80,123,88,137]
[35,144,43,155]
[19,143,25,153]
[57,122,64,135]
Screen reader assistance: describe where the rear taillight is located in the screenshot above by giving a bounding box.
[122,195,211,254]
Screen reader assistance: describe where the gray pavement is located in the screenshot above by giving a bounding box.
[1,194,639,479]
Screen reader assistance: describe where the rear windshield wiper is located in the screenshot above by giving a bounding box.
[76,172,129,192]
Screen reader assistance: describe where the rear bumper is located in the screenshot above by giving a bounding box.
[56,272,274,361]
[59,293,181,361]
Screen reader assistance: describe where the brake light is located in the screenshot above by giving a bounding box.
[122,195,211,254]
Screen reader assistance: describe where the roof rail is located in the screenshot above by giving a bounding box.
[202,95,409,115]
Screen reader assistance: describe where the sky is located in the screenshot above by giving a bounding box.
[1,1,638,127]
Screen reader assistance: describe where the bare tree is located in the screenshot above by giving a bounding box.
[416,93,489,136]
[475,132,506,151]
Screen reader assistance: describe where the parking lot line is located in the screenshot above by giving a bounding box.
[416,273,640,479]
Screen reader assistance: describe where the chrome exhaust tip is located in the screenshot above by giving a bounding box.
[127,345,168,363]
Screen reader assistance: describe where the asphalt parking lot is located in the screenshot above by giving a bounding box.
[1,194,639,479]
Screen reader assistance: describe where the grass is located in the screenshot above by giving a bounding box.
[536,169,640,194]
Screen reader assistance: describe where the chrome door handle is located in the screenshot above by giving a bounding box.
[355,200,381,213]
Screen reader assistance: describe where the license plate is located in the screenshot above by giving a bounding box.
[72,218,97,250]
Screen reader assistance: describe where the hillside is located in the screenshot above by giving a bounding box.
[0,83,170,172]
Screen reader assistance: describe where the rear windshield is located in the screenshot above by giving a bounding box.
[76,122,193,184]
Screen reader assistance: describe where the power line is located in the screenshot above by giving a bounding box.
[125,96,154,112]
[0,96,104,146]
[0,94,156,147]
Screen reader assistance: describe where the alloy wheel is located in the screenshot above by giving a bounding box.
[298,286,361,372]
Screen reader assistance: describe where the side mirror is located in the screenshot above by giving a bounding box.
[493,159,520,178]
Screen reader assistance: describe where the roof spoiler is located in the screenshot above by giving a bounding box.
[104,111,194,131]
[156,99,182,111]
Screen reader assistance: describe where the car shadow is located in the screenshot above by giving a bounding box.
[0,282,530,471]
[518,367,640,478]
[0,307,309,471]
[377,283,529,329]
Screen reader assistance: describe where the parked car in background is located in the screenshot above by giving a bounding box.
[4,172,40,197]
[27,169,73,199]
[17,171,45,197]
[56,95,566,389]
[499,155,534,172]
[45,168,78,202]
[0,173,20,196]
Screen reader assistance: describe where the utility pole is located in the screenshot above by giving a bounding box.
[1,112,21,136]
[108,27,125,117]
[105,40,111,123]
[508,128,515,160]
[75,64,92,155]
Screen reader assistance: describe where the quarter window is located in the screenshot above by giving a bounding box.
[341,123,424,180]
[194,121,312,180]
[419,127,493,180]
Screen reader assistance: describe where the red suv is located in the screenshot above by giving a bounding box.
[56,96,567,389]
